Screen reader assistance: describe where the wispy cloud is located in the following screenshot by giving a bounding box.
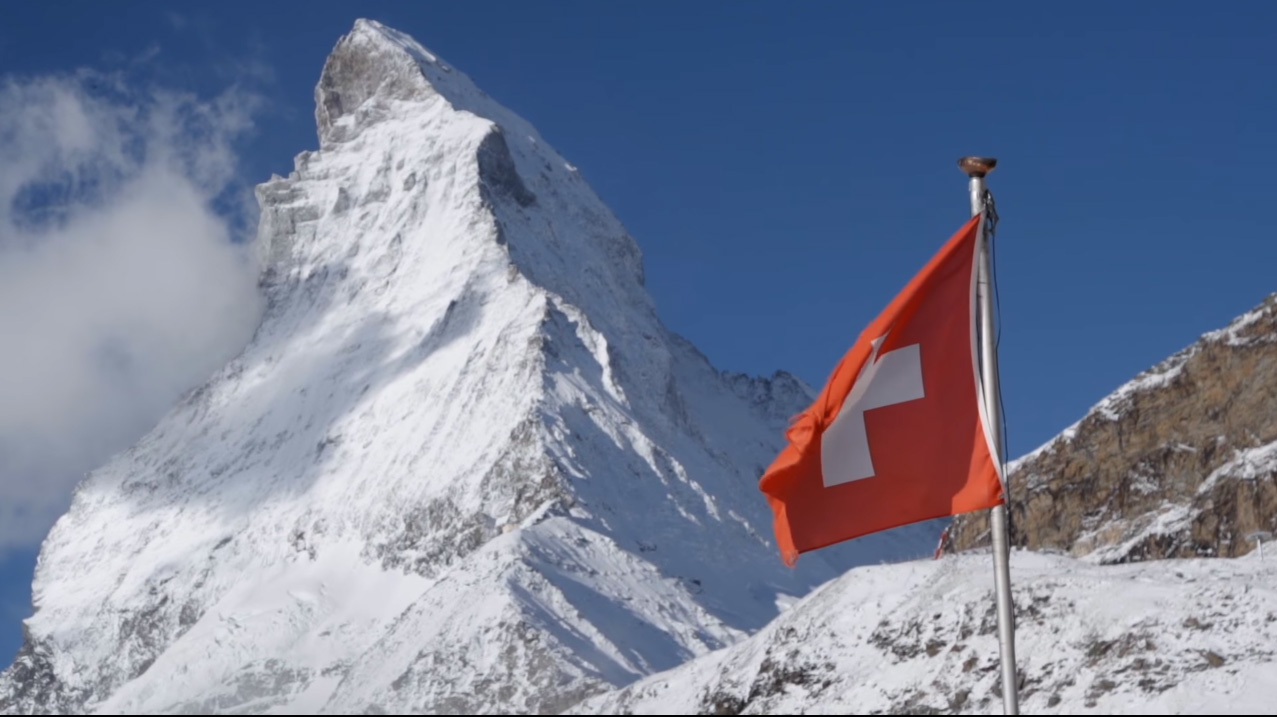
[0,71,265,550]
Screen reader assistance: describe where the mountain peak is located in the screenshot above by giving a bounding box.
[297,17,651,328]
[315,19,459,147]
[0,20,943,715]
[316,19,531,154]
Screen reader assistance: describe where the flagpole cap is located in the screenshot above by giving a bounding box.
[958,156,998,178]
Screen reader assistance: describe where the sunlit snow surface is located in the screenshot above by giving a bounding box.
[575,551,1277,715]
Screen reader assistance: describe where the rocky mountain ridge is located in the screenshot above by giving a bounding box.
[948,293,1277,564]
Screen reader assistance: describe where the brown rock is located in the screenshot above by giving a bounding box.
[948,294,1277,563]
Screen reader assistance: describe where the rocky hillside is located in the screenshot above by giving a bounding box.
[947,293,1277,563]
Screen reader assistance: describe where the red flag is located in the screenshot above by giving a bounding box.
[760,215,1004,566]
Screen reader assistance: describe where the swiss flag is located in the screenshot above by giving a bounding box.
[760,215,1004,566]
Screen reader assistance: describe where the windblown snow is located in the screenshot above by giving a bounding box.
[0,19,941,715]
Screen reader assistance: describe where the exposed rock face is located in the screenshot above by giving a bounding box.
[947,294,1277,563]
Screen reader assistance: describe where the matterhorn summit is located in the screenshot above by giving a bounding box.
[0,20,938,715]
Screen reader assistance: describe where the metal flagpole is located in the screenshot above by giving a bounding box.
[960,156,1020,715]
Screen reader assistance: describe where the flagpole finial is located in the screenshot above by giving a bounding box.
[958,156,997,178]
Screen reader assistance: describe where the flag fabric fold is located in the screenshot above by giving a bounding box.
[760,214,1004,566]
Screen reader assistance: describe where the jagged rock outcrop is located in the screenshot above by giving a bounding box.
[947,294,1277,563]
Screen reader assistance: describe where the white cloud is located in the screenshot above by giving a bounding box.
[0,72,265,550]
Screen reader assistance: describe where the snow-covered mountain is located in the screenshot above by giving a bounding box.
[0,20,941,715]
[572,551,1277,715]
[947,293,1277,564]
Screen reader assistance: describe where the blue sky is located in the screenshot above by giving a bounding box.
[3,1,1276,665]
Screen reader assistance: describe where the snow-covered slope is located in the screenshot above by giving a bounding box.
[0,20,941,715]
[572,551,1277,715]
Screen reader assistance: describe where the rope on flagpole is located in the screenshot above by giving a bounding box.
[979,188,1012,538]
